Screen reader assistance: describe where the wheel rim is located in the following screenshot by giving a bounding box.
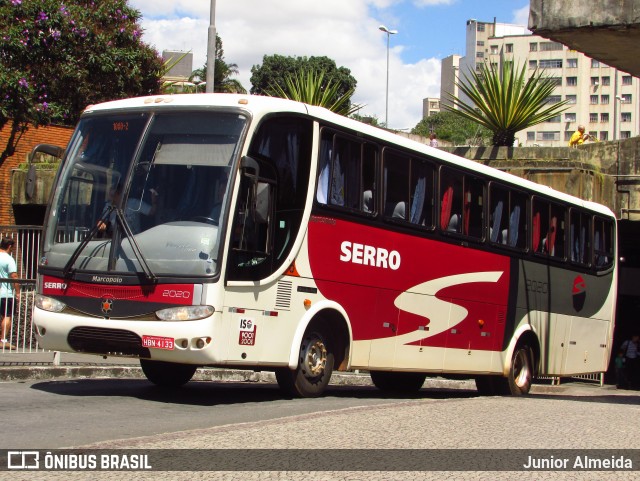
[301,334,327,379]
[513,349,531,388]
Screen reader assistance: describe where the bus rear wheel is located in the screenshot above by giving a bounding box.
[370,371,427,393]
[140,359,197,387]
[276,328,334,398]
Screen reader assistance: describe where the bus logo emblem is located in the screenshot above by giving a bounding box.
[101,297,114,315]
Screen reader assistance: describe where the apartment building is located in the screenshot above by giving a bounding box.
[440,19,640,146]
[422,97,441,118]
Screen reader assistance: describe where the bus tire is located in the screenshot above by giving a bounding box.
[506,344,533,395]
[140,359,197,387]
[370,371,427,392]
[276,328,334,398]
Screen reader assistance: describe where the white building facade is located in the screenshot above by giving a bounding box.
[440,19,640,146]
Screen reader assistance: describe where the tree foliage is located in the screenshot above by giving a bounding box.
[189,34,246,94]
[0,0,163,164]
[412,110,492,146]
[446,61,569,146]
[268,69,361,116]
[250,55,357,99]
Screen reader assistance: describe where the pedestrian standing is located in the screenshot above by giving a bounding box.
[0,237,19,350]
[614,350,627,388]
[429,133,438,148]
[620,334,640,388]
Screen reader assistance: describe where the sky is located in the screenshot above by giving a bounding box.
[129,0,530,130]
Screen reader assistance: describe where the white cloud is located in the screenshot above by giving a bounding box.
[131,0,438,129]
[413,0,458,6]
[512,4,530,27]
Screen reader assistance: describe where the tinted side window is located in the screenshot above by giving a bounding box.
[594,216,615,269]
[570,210,591,265]
[317,129,377,215]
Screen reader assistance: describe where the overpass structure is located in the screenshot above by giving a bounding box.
[529,0,640,78]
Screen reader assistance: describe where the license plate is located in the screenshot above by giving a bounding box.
[142,335,175,350]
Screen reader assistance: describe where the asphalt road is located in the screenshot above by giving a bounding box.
[3,377,640,480]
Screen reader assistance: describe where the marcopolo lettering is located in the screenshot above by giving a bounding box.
[91,276,124,284]
[340,241,401,270]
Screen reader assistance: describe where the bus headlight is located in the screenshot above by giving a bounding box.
[156,305,214,321]
[35,294,66,313]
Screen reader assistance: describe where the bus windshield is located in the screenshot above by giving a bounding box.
[43,110,247,278]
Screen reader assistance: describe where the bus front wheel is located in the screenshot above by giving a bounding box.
[276,328,334,398]
[140,359,197,387]
[506,344,533,395]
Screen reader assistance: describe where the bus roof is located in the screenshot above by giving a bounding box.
[84,93,614,218]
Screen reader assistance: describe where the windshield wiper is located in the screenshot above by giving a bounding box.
[62,205,157,283]
[62,205,115,278]
[113,208,157,282]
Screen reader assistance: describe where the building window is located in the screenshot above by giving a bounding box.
[565,95,577,104]
[621,131,631,139]
[599,131,609,141]
[601,95,610,104]
[621,94,632,104]
[477,40,484,47]
[490,45,499,55]
[537,131,560,141]
[566,77,578,86]
[567,58,578,68]
[564,131,573,141]
[590,95,599,104]
[540,41,563,51]
[505,44,513,53]
[476,51,484,58]
[565,113,576,122]
[549,77,562,86]
[591,77,599,86]
[546,95,562,104]
[529,42,538,52]
[539,59,563,69]
[621,112,632,122]
[591,59,600,68]
[527,131,535,141]
[547,115,561,123]
[529,60,537,69]
[589,113,598,123]
[600,113,609,123]
[601,76,610,86]
[622,75,633,85]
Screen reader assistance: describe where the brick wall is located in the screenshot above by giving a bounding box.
[0,121,73,225]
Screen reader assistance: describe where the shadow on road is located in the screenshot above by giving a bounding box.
[29,378,481,407]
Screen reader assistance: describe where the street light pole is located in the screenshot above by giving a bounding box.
[379,25,398,128]
[205,0,216,93]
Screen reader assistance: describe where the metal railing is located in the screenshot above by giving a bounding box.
[1,226,45,353]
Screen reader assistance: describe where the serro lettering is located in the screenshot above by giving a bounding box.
[340,241,401,270]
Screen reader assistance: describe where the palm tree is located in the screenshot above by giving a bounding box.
[268,69,361,116]
[445,61,569,146]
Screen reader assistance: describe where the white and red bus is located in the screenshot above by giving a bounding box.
[33,94,617,397]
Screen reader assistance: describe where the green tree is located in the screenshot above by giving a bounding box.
[412,111,492,146]
[250,55,357,100]
[190,34,246,94]
[268,70,361,116]
[0,0,163,165]
[445,61,568,146]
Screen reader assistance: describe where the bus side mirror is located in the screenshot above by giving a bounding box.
[30,144,65,162]
[241,155,260,179]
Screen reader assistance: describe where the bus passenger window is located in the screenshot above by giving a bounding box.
[509,192,527,249]
[463,176,484,238]
[594,217,614,268]
[362,143,377,214]
[532,198,550,254]
[383,151,409,221]
[549,204,566,258]
[570,210,591,264]
[489,187,508,244]
[440,168,462,233]
[410,159,434,227]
